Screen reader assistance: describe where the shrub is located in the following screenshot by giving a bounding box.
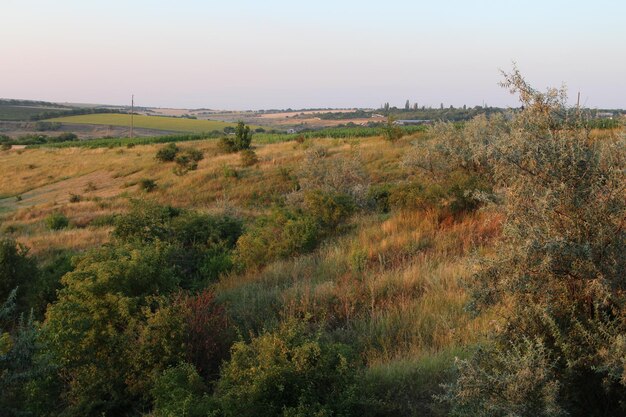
[45,212,69,230]
[233,121,252,150]
[180,289,234,380]
[442,339,564,417]
[239,149,258,167]
[171,148,203,175]
[151,363,217,417]
[366,184,392,213]
[443,68,626,416]
[52,132,78,142]
[222,165,239,179]
[220,122,252,152]
[236,209,320,268]
[44,244,181,415]
[0,143,11,151]
[185,148,204,163]
[297,149,370,207]
[215,318,360,417]
[156,143,180,162]
[139,178,157,192]
[34,121,61,132]
[303,189,355,229]
[0,238,38,311]
[381,116,404,142]
[68,193,81,203]
[113,202,242,285]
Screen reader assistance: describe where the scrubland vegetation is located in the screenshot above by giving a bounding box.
[0,71,624,417]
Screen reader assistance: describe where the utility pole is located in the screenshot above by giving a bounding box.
[130,94,134,139]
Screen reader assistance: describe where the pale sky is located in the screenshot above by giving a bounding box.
[1,0,625,109]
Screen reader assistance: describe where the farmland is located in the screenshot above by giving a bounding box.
[0,104,68,121]
[47,113,240,133]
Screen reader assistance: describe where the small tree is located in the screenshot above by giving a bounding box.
[234,121,252,150]
[220,122,252,153]
[381,115,404,142]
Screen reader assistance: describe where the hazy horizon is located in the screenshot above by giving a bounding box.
[2,0,625,110]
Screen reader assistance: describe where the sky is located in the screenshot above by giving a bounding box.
[1,0,625,109]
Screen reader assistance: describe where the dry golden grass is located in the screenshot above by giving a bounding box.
[0,131,506,371]
[1,135,419,255]
[216,207,502,365]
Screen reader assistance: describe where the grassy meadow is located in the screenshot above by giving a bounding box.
[0,130,496,373]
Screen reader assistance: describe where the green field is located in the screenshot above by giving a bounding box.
[47,113,239,133]
[0,105,67,121]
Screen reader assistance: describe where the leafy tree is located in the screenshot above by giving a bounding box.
[43,243,181,416]
[220,122,253,152]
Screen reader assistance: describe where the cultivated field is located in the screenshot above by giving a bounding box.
[47,113,239,133]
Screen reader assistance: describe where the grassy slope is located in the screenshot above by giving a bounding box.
[47,113,238,133]
[0,132,499,414]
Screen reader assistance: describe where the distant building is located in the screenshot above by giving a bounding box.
[393,119,432,126]
[371,113,385,118]
[596,112,614,119]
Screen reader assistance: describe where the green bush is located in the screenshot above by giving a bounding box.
[303,189,355,229]
[236,209,320,268]
[0,238,38,312]
[45,212,69,230]
[113,201,242,286]
[215,318,360,417]
[44,244,182,415]
[52,132,78,142]
[388,181,444,210]
[442,68,626,416]
[222,165,239,179]
[366,184,392,213]
[151,363,217,417]
[139,178,157,192]
[156,143,180,162]
[220,122,252,152]
[381,116,404,142]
